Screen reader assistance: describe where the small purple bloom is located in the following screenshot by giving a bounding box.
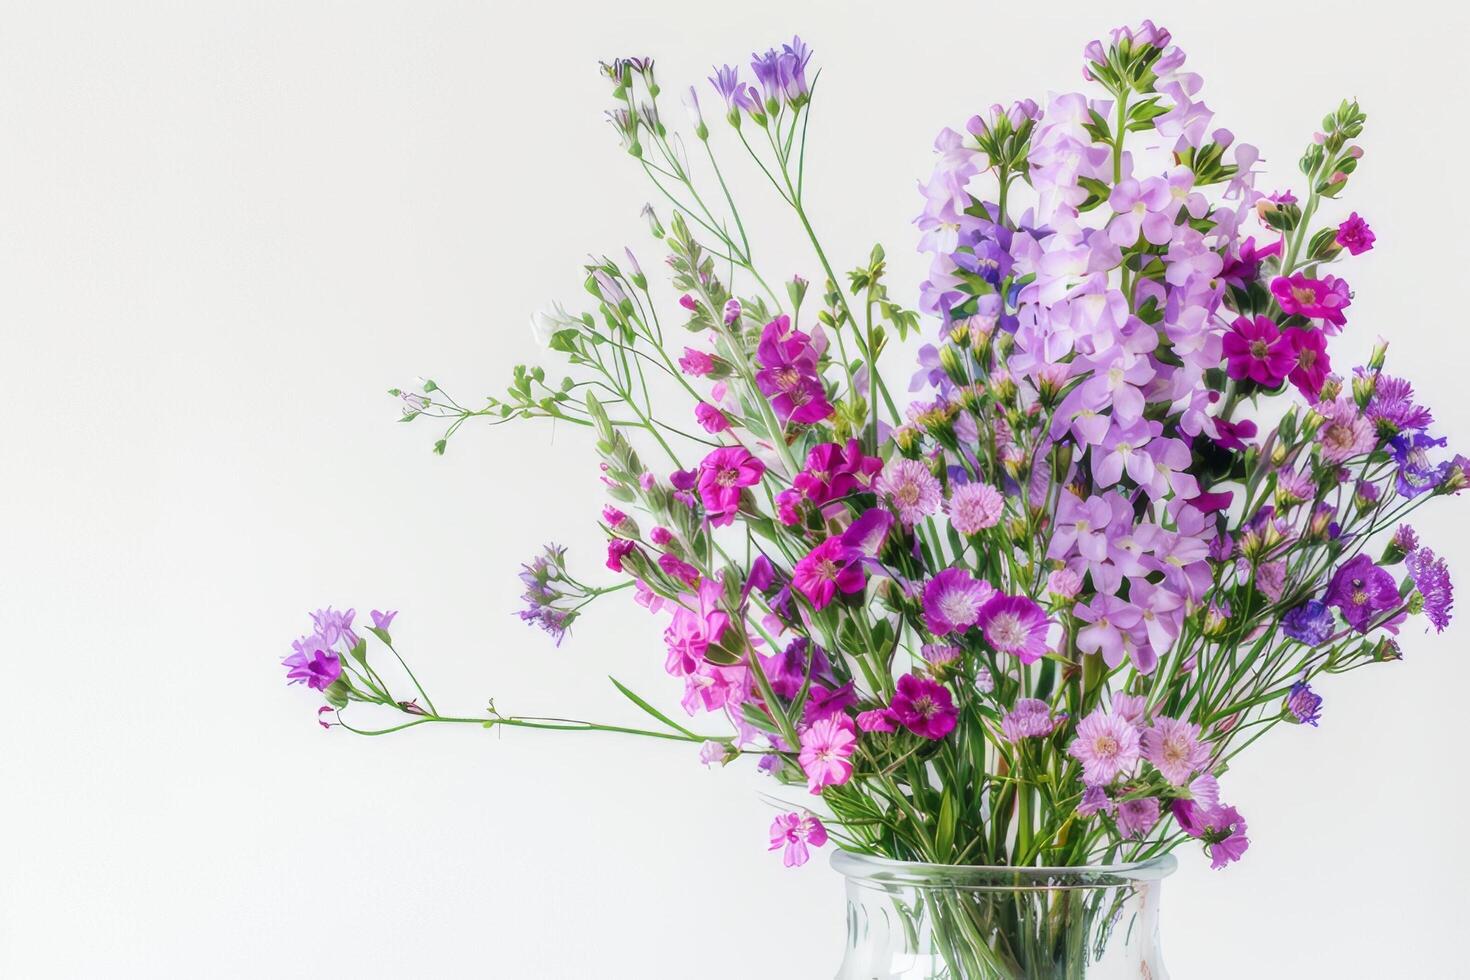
[1407,547,1454,631]
[370,609,397,633]
[1286,680,1323,726]
[284,636,341,692]
[1325,554,1399,633]
[1336,212,1375,255]
[1281,600,1334,645]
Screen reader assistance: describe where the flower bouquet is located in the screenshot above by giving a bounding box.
[284,21,1464,979]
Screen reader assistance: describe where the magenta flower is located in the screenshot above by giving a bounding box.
[678,347,715,376]
[1336,212,1375,255]
[1175,801,1250,870]
[977,594,1051,664]
[1325,553,1399,633]
[1282,326,1330,400]
[606,538,636,572]
[658,553,700,586]
[1271,273,1351,330]
[662,577,729,676]
[1116,797,1161,839]
[803,682,858,726]
[798,714,857,794]
[694,402,730,433]
[1141,716,1212,786]
[1222,315,1293,386]
[754,315,833,425]
[922,569,995,635]
[842,508,895,559]
[1067,708,1142,786]
[792,536,865,610]
[793,439,882,504]
[769,811,828,867]
[856,707,898,733]
[888,673,958,740]
[696,446,765,526]
[284,636,342,691]
[946,481,1005,534]
[875,457,941,525]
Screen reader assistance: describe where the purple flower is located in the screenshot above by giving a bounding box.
[888,673,958,740]
[792,536,865,610]
[1325,554,1399,633]
[1281,600,1334,645]
[977,594,1051,664]
[754,316,833,425]
[707,65,756,120]
[1067,708,1142,786]
[793,439,882,504]
[842,508,895,559]
[1407,547,1454,631]
[283,635,342,691]
[945,481,1005,534]
[370,609,397,633]
[769,811,827,868]
[1116,797,1161,839]
[696,446,765,526]
[1074,595,1144,669]
[1316,396,1376,463]
[1222,315,1293,386]
[1174,802,1250,870]
[1286,680,1323,726]
[1336,212,1375,255]
[1366,374,1433,437]
[798,714,857,794]
[922,569,995,635]
[1001,699,1059,742]
[1390,431,1450,498]
[1077,785,1115,818]
[309,607,359,649]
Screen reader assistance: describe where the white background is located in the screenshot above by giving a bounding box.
[4,2,1468,977]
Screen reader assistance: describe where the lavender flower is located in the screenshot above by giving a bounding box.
[1281,600,1334,646]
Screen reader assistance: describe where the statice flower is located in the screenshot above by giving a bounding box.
[1281,600,1334,645]
[792,537,865,611]
[798,714,857,794]
[283,635,342,691]
[875,457,941,525]
[1141,716,1212,785]
[922,569,995,635]
[1335,212,1375,254]
[1286,680,1323,726]
[1407,547,1454,631]
[769,811,828,868]
[945,481,1004,533]
[1365,374,1433,437]
[1325,553,1399,633]
[889,674,958,739]
[1067,708,1142,786]
[978,594,1051,664]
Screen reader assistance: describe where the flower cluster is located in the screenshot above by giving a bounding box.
[295,25,1463,883]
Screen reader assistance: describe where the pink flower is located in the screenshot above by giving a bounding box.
[769,811,828,867]
[1116,797,1161,838]
[696,446,765,526]
[1141,716,1212,785]
[694,402,730,433]
[922,569,995,635]
[875,457,941,525]
[792,536,865,610]
[856,708,898,733]
[1284,327,1330,400]
[650,526,672,545]
[602,505,628,528]
[662,577,729,676]
[945,481,1005,534]
[793,440,883,504]
[605,538,636,572]
[1222,315,1293,386]
[1067,708,1142,785]
[798,714,857,794]
[1315,396,1376,463]
[888,673,957,740]
[658,553,700,586]
[1335,212,1375,255]
[1271,273,1351,331]
[977,594,1051,664]
[678,347,714,376]
[1047,568,1083,600]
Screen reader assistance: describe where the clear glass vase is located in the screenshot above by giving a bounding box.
[832,851,1175,980]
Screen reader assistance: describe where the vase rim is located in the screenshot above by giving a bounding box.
[831,849,1177,888]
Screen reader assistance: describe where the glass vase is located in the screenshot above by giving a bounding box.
[832,851,1175,980]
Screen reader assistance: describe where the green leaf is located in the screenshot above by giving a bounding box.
[366,626,392,647]
[609,676,697,737]
[935,790,957,862]
[348,638,368,665]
